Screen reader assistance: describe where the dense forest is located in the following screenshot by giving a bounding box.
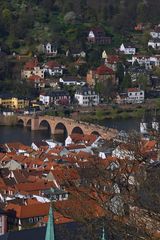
[0,0,160,54]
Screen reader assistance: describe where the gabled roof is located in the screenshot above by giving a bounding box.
[89,27,105,36]
[14,181,53,193]
[6,202,50,219]
[45,61,60,69]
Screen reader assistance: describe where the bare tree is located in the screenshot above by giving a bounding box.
[53,132,160,239]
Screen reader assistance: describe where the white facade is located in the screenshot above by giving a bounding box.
[119,44,136,55]
[127,89,144,104]
[22,66,44,79]
[43,43,57,56]
[39,94,50,105]
[75,90,99,106]
[152,120,159,131]
[45,67,63,76]
[130,55,160,70]
[140,121,148,134]
[59,78,86,86]
[148,39,160,49]
[150,31,160,39]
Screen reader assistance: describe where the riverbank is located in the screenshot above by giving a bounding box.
[76,108,146,123]
[73,99,160,122]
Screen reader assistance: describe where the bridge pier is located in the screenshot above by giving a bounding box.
[31,117,40,131]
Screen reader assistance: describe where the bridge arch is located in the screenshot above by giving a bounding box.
[17,119,24,126]
[26,119,31,128]
[71,126,84,135]
[39,120,51,132]
[54,122,68,143]
[91,131,101,136]
[54,122,68,136]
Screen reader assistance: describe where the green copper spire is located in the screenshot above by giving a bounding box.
[45,204,55,240]
[101,227,107,240]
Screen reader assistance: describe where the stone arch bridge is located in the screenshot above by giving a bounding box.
[17,115,118,140]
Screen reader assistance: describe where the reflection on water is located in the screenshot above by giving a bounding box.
[0,126,51,145]
[103,118,140,132]
[0,118,141,145]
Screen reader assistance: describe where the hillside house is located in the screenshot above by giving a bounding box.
[43,61,63,77]
[95,65,116,84]
[104,55,120,71]
[87,27,111,45]
[119,43,136,55]
[150,25,160,39]
[28,75,45,89]
[66,47,86,58]
[116,88,144,104]
[86,65,116,86]
[59,77,86,86]
[148,38,160,49]
[127,88,144,104]
[22,59,44,79]
[130,55,160,70]
[42,42,58,56]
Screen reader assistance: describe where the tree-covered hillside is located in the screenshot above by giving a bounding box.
[0,0,160,54]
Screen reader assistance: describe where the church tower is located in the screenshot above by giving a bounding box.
[101,227,107,240]
[45,205,55,240]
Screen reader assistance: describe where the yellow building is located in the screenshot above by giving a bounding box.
[0,96,29,109]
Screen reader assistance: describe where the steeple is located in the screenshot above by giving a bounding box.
[45,204,55,240]
[101,227,107,240]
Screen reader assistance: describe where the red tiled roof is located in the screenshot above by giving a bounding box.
[106,55,119,63]
[96,65,114,75]
[15,181,53,193]
[66,144,86,150]
[28,75,43,81]
[24,59,38,70]
[45,61,60,69]
[6,202,50,219]
[128,88,141,92]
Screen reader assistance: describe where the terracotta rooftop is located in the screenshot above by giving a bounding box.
[96,65,114,75]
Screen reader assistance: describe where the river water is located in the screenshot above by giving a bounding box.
[0,118,141,145]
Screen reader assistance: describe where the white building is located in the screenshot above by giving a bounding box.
[130,55,160,69]
[119,43,136,55]
[127,88,144,104]
[150,25,160,39]
[43,61,63,76]
[148,39,160,49]
[43,42,58,56]
[39,90,70,105]
[59,77,86,86]
[75,87,99,106]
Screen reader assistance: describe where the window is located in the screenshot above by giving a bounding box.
[34,217,39,222]
[29,218,33,223]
